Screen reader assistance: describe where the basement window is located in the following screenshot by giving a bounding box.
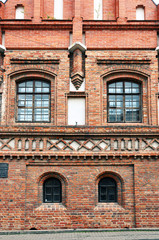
[98,177,117,203]
[43,178,62,203]
[17,80,50,122]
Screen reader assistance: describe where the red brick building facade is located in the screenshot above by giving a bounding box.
[0,0,158,230]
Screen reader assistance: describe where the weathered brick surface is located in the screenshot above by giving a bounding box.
[0,0,158,231]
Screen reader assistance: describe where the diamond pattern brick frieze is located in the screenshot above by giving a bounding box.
[0,136,159,155]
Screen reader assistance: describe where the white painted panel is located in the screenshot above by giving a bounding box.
[16,6,24,19]
[54,0,63,19]
[69,78,85,92]
[94,0,102,20]
[68,98,85,125]
[136,7,144,20]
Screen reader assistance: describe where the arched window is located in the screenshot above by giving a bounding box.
[98,177,117,202]
[43,178,62,203]
[136,6,145,20]
[17,79,50,122]
[15,5,24,19]
[107,80,141,123]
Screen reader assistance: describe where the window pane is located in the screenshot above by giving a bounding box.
[116,82,123,93]
[125,109,133,122]
[109,109,116,122]
[116,109,123,122]
[116,95,123,107]
[108,83,115,93]
[45,195,52,202]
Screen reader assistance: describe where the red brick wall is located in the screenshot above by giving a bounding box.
[0,0,158,231]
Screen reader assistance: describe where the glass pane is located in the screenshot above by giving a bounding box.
[116,109,123,122]
[125,95,132,107]
[125,109,133,122]
[18,87,26,93]
[18,114,24,121]
[42,100,49,107]
[125,82,131,93]
[42,88,50,93]
[108,83,115,93]
[132,83,139,93]
[18,82,25,88]
[45,187,52,194]
[53,187,60,194]
[42,115,49,121]
[25,115,32,121]
[26,81,33,87]
[43,82,49,88]
[42,109,49,114]
[26,87,33,93]
[34,115,42,121]
[101,187,106,194]
[35,88,42,93]
[34,109,42,114]
[116,82,123,93]
[132,109,140,121]
[35,81,42,88]
[116,95,123,107]
[45,195,52,202]
[18,108,25,114]
[18,100,25,107]
[35,100,42,107]
[109,109,116,122]
[100,194,106,201]
[53,194,60,202]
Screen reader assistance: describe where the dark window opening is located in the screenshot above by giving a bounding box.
[107,81,141,123]
[43,178,62,203]
[98,177,117,203]
[17,80,50,122]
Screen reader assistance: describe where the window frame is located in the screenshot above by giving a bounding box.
[43,177,62,203]
[98,177,117,203]
[16,79,51,123]
[107,80,142,123]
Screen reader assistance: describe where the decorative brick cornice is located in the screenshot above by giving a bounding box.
[97,59,151,65]
[10,58,60,65]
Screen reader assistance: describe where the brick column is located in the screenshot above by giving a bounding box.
[117,0,127,21]
[33,0,41,22]
[72,0,83,43]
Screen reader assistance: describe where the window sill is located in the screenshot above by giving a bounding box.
[94,202,124,211]
[36,203,66,211]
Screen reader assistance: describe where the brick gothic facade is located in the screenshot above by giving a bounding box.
[0,0,158,230]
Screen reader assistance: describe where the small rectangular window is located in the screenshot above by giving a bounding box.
[16,6,24,19]
[54,0,63,19]
[94,0,103,20]
[136,7,144,20]
[68,97,85,125]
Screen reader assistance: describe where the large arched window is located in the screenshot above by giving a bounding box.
[17,79,50,122]
[107,80,141,123]
[43,178,62,203]
[98,177,117,202]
